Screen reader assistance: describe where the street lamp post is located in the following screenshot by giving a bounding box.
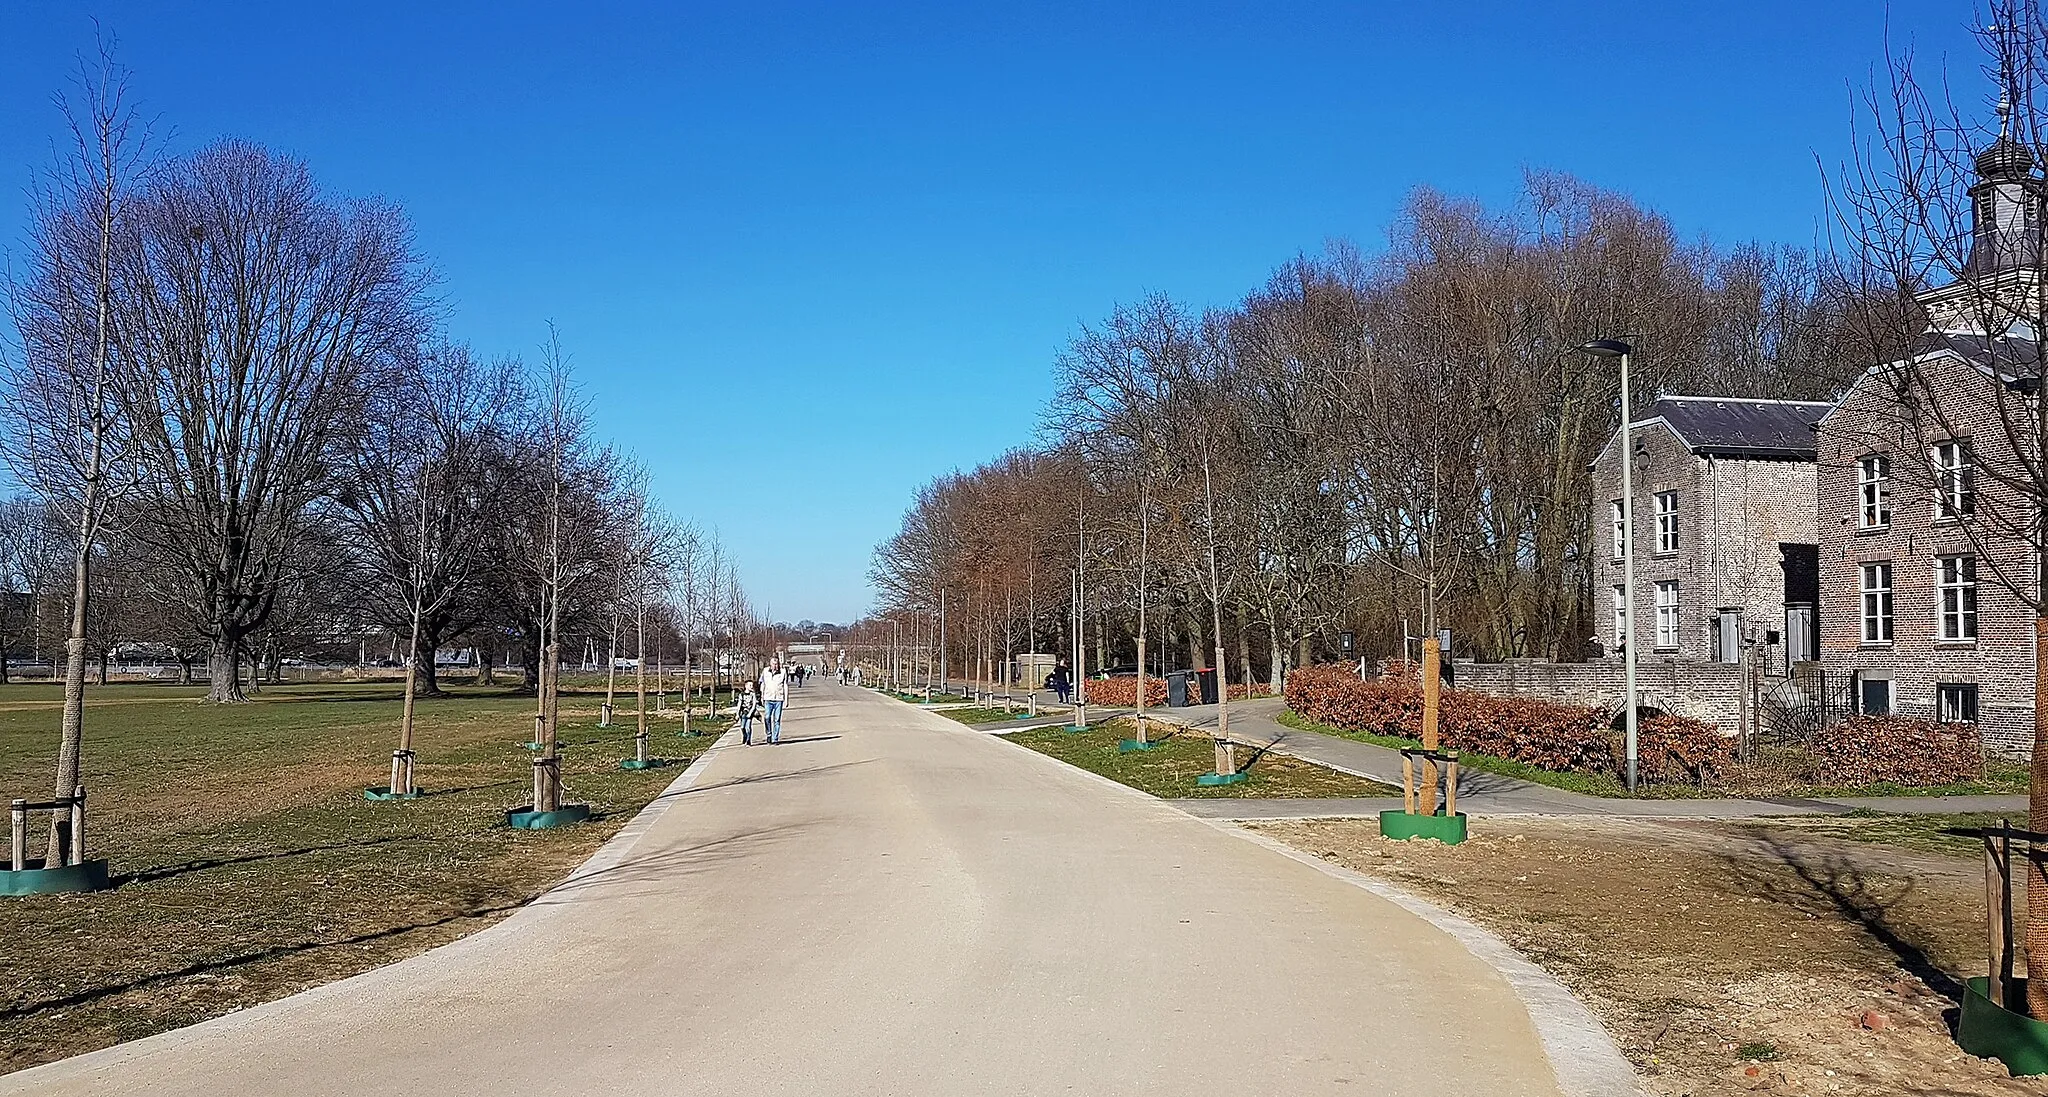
[1581,338,1640,794]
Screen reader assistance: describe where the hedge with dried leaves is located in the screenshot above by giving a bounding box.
[1283,664,1733,784]
[1807,715,1983,786]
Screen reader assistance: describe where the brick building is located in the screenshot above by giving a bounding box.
[1591,396,1826,676]
[1813,133,2046,755]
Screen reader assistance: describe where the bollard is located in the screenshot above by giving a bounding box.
[9,799,24,872]
[69,786,85,866]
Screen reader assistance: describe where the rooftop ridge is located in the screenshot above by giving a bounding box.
[1656,395,1834,407]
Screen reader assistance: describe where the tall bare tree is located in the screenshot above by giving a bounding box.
[2,34,146,861]
[106,140,428,701]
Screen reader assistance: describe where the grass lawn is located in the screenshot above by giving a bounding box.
[0,680,709,1074]
[1004,722,1395,799]
[937,706,1036,725]
[1275,709,2031,800]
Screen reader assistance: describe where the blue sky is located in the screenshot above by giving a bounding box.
[0,2,1980,623]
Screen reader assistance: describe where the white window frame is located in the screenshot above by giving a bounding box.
[1610,500,1625,560]
[1611,585,1627,649]
[1938,555,1978,641]
[1934,440,1974,520]
[1653,491,1678,554]
[1653,580,1680,651]
[1858,454,1890,529]
[1860,561,1894,644]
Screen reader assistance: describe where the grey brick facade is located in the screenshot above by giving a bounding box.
[1589,397,1825,677]
[1815,351,2040,755]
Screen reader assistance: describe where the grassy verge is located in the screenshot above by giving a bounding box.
[937,706,1037,725]
[1005,722,1395,799]
[1276,709,2031,801]
[1274,708,1642,796]
[0,681,704,1074]
[1749,810,2010,858]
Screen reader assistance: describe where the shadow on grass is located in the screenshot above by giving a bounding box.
[1720,833,1965,1006]
[0,896,528,1021]
[119,835,419,887]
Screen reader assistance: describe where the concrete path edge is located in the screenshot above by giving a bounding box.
[891,695,1646,1097]
[1217,824,1646,1097]
[1,729,743,1086]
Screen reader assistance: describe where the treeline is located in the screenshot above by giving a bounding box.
[2,69,760,704]
[870,173,1909,683]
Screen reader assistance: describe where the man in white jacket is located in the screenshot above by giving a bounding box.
[759,658,790,745]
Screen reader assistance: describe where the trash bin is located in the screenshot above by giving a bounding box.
[1165,670,1191,708]
[1194,668,1219,706]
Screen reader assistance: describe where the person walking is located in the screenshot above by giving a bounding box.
[736,680,760,745]
[1047,660,1071,706]
[759,657,790,744]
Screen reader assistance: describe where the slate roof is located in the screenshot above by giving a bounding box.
[1645,396,1831,461]
[1914,330,2042,381]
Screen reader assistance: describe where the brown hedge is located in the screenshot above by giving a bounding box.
[1082,677,1169,708]
[1807,715,1983,787]
[1283,663,1733,785]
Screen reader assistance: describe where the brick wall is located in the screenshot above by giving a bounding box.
[1453,656,1747,731]
[1590,421,1816,665]
[1816,356,2039,756]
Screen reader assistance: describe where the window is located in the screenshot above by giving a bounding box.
[1859,562,1894,644]
[1858,455,1890,529]
[1654,491,1678,554]
[1934,441,1975,520]
[1654,581,1680,650]
[1858,675,1893,716]
[1938,555,1978,641]
[1611,585,1628,649]
[1610,500,1625,559]
[1938,682,1980,724]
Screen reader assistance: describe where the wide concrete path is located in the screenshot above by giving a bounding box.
[4,683,1566,1097]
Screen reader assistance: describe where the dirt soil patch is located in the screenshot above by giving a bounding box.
[1254,814,2048,1096]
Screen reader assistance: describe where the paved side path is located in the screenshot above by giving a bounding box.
[4,684,1567,1097]
[1157,697,2026,819]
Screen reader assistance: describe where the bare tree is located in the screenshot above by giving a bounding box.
[2,34,146,862]
[105,140,428,702]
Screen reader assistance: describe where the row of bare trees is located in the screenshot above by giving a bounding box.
[0,43,767,841]
[870,173,1906,696]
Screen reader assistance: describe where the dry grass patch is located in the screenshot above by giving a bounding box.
[1255,815,2048,1096]
[0,682,709,1074]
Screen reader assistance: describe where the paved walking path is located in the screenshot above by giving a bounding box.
[1154,697,2026,820]
[3,683,1583,1097]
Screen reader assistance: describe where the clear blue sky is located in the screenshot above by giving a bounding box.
[0,1,1979,623]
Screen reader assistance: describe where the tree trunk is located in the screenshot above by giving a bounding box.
[178,655,193,685]
[207,638,247,703]
[96,649,108,686]
[1235,601,1253,692]
[517,631,541,694]
[411,625,445,697]
[479,645,495,686]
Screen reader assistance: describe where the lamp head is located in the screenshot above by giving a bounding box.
[1579,338,1633,358]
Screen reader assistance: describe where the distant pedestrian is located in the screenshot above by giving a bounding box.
[1047,661,1071,705]
[759,658,790,744]
[737,681,760,745]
